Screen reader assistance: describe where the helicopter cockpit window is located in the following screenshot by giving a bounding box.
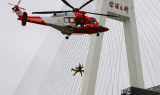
[70,18,74,23]
[87,19,90,23]
[92,18,97,25]
[64,18,69,23]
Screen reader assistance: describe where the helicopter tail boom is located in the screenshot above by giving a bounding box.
[12,7,23,17]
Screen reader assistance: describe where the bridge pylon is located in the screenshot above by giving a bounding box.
[81,0,144,95]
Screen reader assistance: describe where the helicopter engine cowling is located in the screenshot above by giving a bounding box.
[22,12,27,26]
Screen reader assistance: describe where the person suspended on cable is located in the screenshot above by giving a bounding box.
[71,63,84,76]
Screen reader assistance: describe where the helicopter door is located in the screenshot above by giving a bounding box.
[76,18,82,26]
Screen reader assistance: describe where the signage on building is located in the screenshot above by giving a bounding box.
[148,85,160,91]
[109,1,129,13]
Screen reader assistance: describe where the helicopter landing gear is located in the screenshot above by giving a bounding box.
[65,36,69,39]
[65,34,72,39]
[97,33,100,36]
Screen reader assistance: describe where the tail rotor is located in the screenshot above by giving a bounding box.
[8,3,14,6]
[17,0,21,5]
[8,0,26,13]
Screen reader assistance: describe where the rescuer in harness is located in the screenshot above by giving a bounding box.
[71,63,84,76]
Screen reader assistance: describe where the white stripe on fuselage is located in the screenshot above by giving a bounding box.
[41,17,64,26]
[15,11,23,16]
[41,12,76,34]
[41,12,76,26]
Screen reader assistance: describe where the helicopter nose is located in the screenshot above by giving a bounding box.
[103,27,109,31]
[99,25,109,32]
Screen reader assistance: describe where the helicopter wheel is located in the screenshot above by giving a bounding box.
[65,36,69,39]
[97,33,100,36]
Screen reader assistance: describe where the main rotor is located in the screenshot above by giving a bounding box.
[32,0,118,17]
[61,0,93,12]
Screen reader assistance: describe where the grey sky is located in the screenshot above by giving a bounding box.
[0,0,63,95]
[1,0,160,95]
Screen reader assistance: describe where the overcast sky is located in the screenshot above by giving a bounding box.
[0,0,63,95]
[1,0,160,95]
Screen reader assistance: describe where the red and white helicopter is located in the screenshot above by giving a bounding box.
[8,0,118,39]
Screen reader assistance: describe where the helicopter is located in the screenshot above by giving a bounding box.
[8,0,118,39]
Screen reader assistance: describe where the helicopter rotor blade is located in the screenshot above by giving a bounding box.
[61,0,74,10]
[8,3,14,6]
[18,0,21,5]
[19,7,26,10]
[86,12,119,17]
[12,8,16,13]
[79,0,93,10]
[32,10,72,14]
